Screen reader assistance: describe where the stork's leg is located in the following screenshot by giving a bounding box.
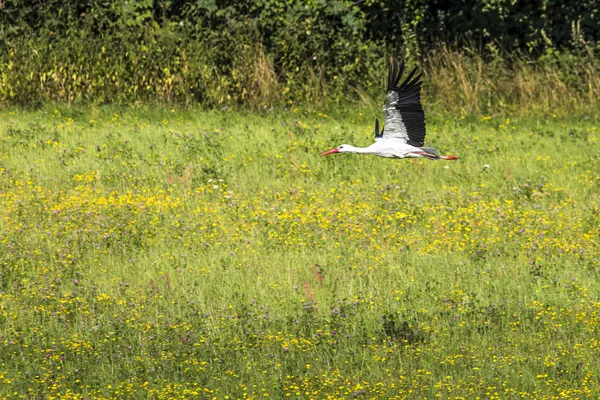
[410,151,458,160]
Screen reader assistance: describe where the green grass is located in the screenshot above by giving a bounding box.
[1,105,599,398]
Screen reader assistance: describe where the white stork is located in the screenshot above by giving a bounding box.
[320,57,458,160]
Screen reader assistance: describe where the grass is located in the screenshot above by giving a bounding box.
[0,105,599,398]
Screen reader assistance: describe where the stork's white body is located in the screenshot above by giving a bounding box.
[335,140,423,158]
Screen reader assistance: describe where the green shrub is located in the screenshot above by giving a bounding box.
[0,0,598,110]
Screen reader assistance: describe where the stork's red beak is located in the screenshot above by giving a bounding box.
[320,148,339,156]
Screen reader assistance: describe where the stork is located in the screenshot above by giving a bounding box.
[320,57,458,160]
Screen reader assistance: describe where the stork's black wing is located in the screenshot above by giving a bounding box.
[382,57,426,147]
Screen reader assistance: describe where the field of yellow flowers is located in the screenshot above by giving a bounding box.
[1,106,599,398]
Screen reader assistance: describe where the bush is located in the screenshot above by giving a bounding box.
[0,0,598,111]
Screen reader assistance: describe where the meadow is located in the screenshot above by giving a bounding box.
[0,105,599,398]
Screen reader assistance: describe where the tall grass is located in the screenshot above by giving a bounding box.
[425,45,600,115]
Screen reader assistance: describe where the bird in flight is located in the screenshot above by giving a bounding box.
[320,57,458,160]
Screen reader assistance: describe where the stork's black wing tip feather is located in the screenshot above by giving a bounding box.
[375,119,383,139]
[388,58,395,92]
[386,57,406,93]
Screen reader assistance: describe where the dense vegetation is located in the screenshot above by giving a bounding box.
[1,0,599,111]
[1,107,599,397]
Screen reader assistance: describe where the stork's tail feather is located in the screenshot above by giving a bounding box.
[415,148,458,160]
[420,147,438,156]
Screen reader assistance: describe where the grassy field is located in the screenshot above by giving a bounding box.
[0,106,599,398]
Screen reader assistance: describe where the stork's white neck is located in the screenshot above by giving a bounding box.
[339,145,372,154]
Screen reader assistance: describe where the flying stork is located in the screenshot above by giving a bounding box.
[320,57,458,160]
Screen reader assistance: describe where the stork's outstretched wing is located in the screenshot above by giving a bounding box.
[382,58,426,147]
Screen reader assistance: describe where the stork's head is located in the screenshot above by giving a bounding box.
[320,144,351,156]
